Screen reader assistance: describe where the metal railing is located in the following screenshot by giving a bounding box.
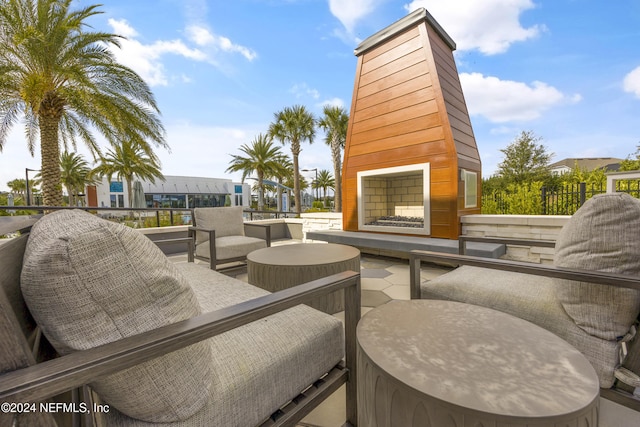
[483,180,640,215]
[0,206,299,228]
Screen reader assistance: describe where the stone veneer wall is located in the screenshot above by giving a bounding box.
[362,173,424,223]
[461,214,570,264]
[301,212,343,241]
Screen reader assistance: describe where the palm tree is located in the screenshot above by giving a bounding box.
[0,0,166,207]
[60,151,96,206]
[269,105,316,215]
[6,179,27,198]
[92,139,164,207]
[318,106,349,212]
[271,155,293,212]
[226,133,286,211]
[315,169,335,207]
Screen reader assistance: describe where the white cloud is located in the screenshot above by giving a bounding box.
[108,19,207,86]
[460,72,581,122]
[109,18,138,38]
[106,19,256,87]
[290,83,320,100]
[623,66,640,98]
[319,98,345,109]
[404,0,542,54]
[185,25,257,61]
[328,0,382,33]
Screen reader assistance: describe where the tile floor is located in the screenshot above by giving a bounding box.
[169,249,453,427]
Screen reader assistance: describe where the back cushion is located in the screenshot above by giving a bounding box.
[20,210,211,422]
[194,206,244,243]
[554,193,640,340]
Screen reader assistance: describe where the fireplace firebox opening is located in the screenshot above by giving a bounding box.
[357,163,430,235]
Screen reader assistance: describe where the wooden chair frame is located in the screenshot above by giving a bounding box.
[0,216,359,427]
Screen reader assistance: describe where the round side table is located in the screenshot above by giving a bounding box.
[357,300,600,426]
[247,243,360,313]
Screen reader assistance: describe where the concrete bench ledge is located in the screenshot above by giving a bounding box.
[306,230,505,259]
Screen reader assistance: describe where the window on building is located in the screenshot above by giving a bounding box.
[109,181,124,192]
[462,170,478,208]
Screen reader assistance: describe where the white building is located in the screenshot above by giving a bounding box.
[548,158,624,176]
[87,175,251,209]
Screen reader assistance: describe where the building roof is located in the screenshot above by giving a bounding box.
[548,157,625,172]
[140,175,234,195]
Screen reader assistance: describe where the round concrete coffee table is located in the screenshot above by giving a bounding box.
[247,243,360,314]
[357,300,600,427]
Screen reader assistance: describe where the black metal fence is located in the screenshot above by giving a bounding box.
[482,180,640,215]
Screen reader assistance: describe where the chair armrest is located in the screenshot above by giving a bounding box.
[188,225,216,234]
[188,226,216,266]
[409,249,640,299]
[244,223,272,247]
[458,235,555,255]
[0,271,361,406]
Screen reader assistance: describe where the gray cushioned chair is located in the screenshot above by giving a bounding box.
[410,193,640,409]
[189,206,271,270]
[0,210,360,427]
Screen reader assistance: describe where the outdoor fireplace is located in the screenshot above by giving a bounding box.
[358,163,430,235]
[341,9,482,239]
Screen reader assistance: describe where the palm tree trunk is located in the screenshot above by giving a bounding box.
[126,177,134,208]
[293,153,301,215]
[39,115,64,207]
[332,141,342,212]
[257,170,265,211]
[276,183,283,211]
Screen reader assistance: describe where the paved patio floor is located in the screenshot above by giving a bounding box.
[168,248,453,427]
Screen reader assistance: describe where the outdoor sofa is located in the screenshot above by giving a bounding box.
[0,210,360,426]
[410,192,640,411]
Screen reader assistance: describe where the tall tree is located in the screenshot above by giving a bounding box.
[497,131,553,184]
[226,133,286,211]
[92,139,164,207]
[6,178,27,198]
[620,142,640,171]
[0,0,166,206]
[269,105,316,215]
[314,169,335,207]
[270,155,293,212]
[60,151,96,206]
[317,105,348,212]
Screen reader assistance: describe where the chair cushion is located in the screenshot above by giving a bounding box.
[20,210,211,422]
[554,193,640,340]
[98,263,345,426]
[422,266,620,388]
[194,206,245,244]
[196,235,267,261]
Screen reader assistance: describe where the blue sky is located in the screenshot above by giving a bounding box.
[2,0,640,192]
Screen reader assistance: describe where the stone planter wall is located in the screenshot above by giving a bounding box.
[300,213,343,241]
[461,215,570,264]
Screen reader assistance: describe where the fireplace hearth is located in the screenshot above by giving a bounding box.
[365,216,424,228]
